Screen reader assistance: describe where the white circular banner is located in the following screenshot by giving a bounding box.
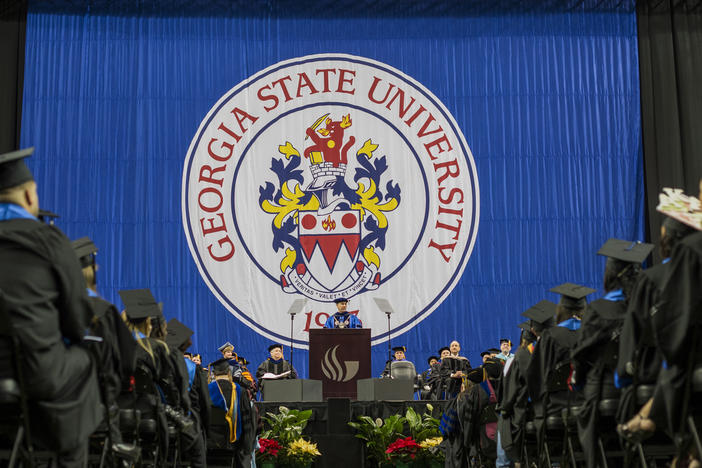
[182,54,479,348]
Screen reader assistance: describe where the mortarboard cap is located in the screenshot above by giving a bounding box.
[0,148,34,191]
[480,350,491,357]
[268,343,283,352]
[466,367,486,383]
[119,289,161,320]
[37,209,59,224]
[550,282,596,309]
[165,318,193,349]
[499,338,511,345]
[517,321,530,331]
[427,355,439,364]
[210,358,230,375]
[438,346,450,355]
[483,358,504,379]
[72,236,98,268]
[392,346,406,353]
[218,342,234,352]
[488,347,501,354]
[597,238,654,264]
[237,356,250,365]
[521,300,557,324]
[333,297,349,304]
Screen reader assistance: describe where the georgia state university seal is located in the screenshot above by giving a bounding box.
[182,54,479,347]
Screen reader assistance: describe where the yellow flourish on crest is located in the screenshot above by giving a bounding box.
[351,179,398,229]
[261,182,319,229]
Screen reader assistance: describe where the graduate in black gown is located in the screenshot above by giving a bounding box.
[165,318,209,468]
[0,148,103,467]
[72,236,139,460]
[571,238,653,468]
[615,218,696,426]
[420,355,439,399]
[255,343,298,397]
[497,322,537,462]
[527,284,593,419]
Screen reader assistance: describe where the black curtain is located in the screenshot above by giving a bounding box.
[0,1,27,153]
[637,0,702,260]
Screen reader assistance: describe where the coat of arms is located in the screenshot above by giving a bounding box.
[259,112,401,301]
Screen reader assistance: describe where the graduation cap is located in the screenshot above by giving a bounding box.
[517,321,530,331]
[210,358,230,375]
[483,358,504,379]
[550,282,596,309]
[499,338,511,345]
[37,209,59,225]
[0,148,34,191]
[480,350,492,357]
[333,297,349,304]
[465,367,486,383]
[119,289,161,320]
[165,318,194,349]
[392,346,406,353]
[427,355,439,364]
[597,238,654,264]
[438,346,450,355]
[268,343,283,352]
[521,300,557,325]
[218,342,234,353]
[72,236,98,268]
[488,348,501,354]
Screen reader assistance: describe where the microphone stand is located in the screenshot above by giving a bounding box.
[289,311,296,372]
[385,310,392,362]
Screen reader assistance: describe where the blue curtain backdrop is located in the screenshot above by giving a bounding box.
[20,3,644,378]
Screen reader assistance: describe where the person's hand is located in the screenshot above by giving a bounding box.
[451,371,464,378]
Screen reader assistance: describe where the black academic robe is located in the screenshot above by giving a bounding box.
[88,295,137,403]
[527,325,583,418]
[497,345,533,461]
[617,264,667,384]
[649,232,702,434]
[255,358,297,393]
[190,364,212,438]
[0,218,102,451]
[571,298,625,468]
[439,356,471,399]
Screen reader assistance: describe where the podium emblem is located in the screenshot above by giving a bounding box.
[321,345,359,382]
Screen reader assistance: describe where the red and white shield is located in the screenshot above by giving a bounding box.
[298,209,361,291]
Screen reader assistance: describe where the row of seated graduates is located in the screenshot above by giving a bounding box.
[0,148,257,467]
[437,216,702,467]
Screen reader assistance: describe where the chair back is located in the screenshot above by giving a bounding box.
[390,361,417,381]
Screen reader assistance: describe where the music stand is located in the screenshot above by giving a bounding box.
[286,298,308,372]
[373,298,394,360]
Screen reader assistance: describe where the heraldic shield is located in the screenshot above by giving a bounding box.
[297,209,361,291]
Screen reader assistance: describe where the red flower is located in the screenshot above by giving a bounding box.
[386,437,421,456]
[258,438,281,458]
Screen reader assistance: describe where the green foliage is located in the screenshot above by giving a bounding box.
[404,404,440,442]
[348,414,406,465]
[260,406,313,445]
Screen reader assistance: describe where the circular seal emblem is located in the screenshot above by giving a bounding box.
[182,54,479,347]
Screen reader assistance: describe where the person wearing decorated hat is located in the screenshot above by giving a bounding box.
[0,148,104,466]
[571,238,654,468]
[323,297,363,328]
[255,343,298,398]
[420,355,440,399]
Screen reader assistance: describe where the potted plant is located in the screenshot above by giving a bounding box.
[385,436,421,467]
[418,436,444,467]
[348,414,406,466]
[283,437,321,467]
[257,438,281,468]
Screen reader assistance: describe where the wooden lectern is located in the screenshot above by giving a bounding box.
[309,328,371,399]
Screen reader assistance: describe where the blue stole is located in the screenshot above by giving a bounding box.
[603,288,625,302]
[185,358,197,388]
[0,203,36,221]
[557,317,581,330]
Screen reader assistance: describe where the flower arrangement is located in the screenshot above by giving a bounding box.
[256,406,322,467]
[285,437,321,467]
[386,436,421,462]
[257,438,281,463]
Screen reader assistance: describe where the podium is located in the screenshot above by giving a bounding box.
[262,379,323,402]
[309,328,371,399]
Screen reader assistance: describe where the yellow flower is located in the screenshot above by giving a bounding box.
[419,437,443,449]
[287,438,321,457]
